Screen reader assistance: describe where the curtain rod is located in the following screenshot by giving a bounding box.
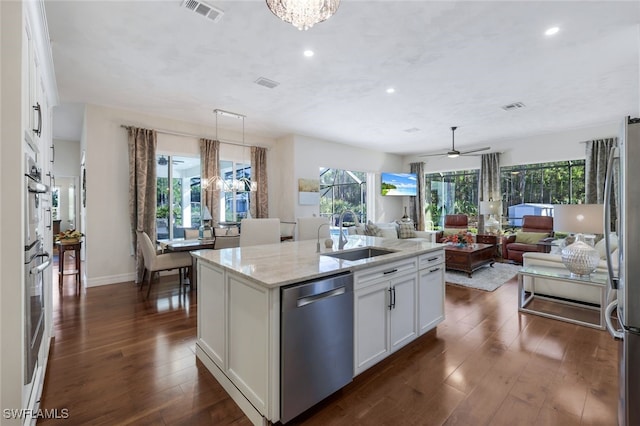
[120,125,269,150]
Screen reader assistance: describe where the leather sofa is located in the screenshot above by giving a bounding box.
[502,215,554,263]
[434,214,469,243]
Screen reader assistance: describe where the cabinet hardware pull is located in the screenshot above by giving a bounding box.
[383,268,398,275]
[388,287,393,310]
[429,267,440,273]
[45,208,52,230]
[391,286,396,309]
[33,102,42,137]
[297,286,345,308]
[50,144,55,163]
[427,257,438,261]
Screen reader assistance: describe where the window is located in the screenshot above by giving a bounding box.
[319,168,366,225]
[156,155,201,240]
[220,159,251,222]
[500,160,585,226]
[425,169,479,231]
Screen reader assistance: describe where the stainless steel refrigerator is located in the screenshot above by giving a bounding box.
[604,116,640,426]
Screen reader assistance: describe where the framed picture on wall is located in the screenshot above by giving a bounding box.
[298,178,320,205]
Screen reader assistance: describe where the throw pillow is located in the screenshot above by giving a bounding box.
[226,226,239,236]
[443,228,464,237]
[514,231,549,245]
[397,222,415,239]
[594,233,619,259]
[364,221,381,237]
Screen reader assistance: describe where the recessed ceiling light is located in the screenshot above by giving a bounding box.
[303,50,314,57]
[545,26,559,36]
[386,87,395,94]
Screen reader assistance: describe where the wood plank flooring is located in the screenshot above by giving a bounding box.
[39,260,619,425]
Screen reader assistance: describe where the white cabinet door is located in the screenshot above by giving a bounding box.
[418,263,445,335]
[197,262,226,369]
[354,281,389,375]
[389,273,418,352]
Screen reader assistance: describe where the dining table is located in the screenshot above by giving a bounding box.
[157,238,215,289]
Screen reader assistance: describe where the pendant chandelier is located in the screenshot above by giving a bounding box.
[266,0,341,31]
[214,109,256,192]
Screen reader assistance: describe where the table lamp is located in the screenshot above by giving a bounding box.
[480,200,502,235]
[553,204,604,276]
[199,206,213,240]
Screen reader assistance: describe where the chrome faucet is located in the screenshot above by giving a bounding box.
[316,222,330,253]
[338,210,359,250]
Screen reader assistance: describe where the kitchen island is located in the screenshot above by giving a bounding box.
[192,235,445,425]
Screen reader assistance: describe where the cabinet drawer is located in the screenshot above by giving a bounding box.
[354,258,417,289]
[418,250,445,269]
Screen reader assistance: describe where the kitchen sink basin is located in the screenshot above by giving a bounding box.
[321,247,396,261]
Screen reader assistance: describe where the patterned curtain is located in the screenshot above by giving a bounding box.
[200,138,221,225]
[127,127,157,283]
[409,162,426,230]
[479,153,501,233]
[586,138,618,231]
[250,146,268,218]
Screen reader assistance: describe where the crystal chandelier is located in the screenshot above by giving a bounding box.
[266,0,341,31]
[213,109,256,192]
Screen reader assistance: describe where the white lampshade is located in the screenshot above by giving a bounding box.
[480,200,502,215]
[553,204,604,234]
[202,206,213,221]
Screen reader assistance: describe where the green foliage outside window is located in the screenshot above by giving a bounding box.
[319,168,366,225]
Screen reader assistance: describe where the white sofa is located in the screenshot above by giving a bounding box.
[522,234,618,305]
[348,221,438,243]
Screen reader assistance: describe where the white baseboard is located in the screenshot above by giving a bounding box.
[86,272,136,287]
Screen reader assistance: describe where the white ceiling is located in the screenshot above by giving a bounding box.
[45,0,640,155]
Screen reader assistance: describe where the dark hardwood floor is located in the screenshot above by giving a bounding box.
[39,258,619,425]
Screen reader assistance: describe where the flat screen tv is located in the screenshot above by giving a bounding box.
[381,172,418,196]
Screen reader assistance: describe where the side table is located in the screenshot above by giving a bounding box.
[57,241,82,294]
[517,265,608,329]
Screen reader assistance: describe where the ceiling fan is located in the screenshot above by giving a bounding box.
[420,126,490,158]
[157,155,184,166]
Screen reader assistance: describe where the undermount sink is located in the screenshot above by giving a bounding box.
[321,247,396,261]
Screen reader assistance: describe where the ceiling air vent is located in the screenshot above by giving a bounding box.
[404,127,420,133]
[181,0,224,23]
[254,77,280,89]
[501,102,525,111]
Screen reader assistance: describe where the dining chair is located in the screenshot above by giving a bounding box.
[297,217,330,241]
[137,231,193,297]
[239,218,281,247]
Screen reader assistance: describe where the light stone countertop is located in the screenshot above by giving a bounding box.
[191,235,444,288]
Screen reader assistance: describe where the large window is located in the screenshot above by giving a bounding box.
[500,160,585,226]
[156,155,201,240]
[220,160,251,222]
[319,168,366,225]
[425,170,479,231]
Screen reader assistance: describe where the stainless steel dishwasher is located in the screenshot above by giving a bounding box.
[280,272,354,424]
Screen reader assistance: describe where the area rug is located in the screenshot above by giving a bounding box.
[445,262,521,292]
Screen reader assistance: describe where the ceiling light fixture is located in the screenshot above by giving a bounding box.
[545,26,559,36]
[303,50,314,57]
[386,88,395,94]
[266,0,341,31]
[213,109,256,192]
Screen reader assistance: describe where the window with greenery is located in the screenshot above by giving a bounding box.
[156,155,201,240]
[319,168,366,225]
[425,170,479,231]
[220,160,251,222]
[500,160,585,222]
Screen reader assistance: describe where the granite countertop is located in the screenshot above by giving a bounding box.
[191,235,444,288]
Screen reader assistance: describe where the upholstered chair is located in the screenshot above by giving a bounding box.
[137,231,193,297]
[502,215,554,263]
[239,218,281,247]
[435,214,469,242]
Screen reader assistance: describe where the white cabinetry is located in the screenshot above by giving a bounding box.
[418,251,445,335]
[354,258,418,375]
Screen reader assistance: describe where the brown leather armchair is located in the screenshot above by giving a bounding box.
[502,215,554,263]
[435,214,469,242]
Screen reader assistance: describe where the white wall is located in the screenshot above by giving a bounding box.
[52,138,80,177]
[279,134,406,223]
[403,121,620,173]
[83,104,276,287]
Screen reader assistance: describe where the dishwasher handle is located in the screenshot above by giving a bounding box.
[297,286,346,308]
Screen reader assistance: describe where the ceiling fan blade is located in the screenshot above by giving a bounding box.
[418,152,447,158]
[460,147,491,155]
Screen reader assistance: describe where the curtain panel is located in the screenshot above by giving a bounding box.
[586,137,618,231]
[409,162,426,230]
[250,146,268,218]
[200,138,221,225]
[479,153,501,234]
[127,127,157,283]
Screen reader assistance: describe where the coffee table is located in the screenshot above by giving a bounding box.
[444,243,495,277]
